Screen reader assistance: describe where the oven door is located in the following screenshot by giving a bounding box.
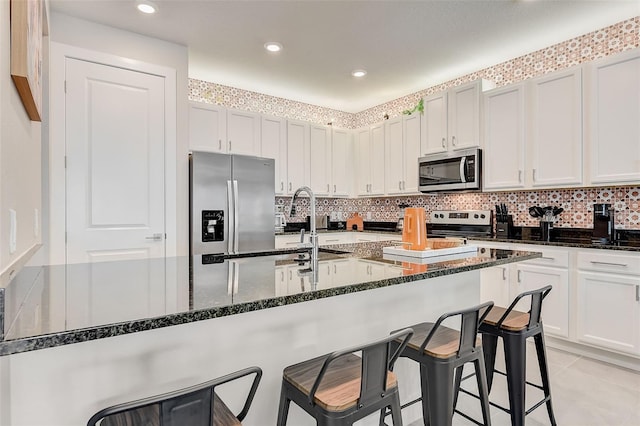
[419,149,480,192]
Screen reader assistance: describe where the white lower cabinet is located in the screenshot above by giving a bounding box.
[476,242,570,339]
[515,264,569,338]
[576,272,639,355]
[576,249,640,356]
[480,264,511,307]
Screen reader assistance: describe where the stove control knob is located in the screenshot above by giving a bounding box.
[439,214,445,218]
[474,214,479,219]
[480,214,486,219]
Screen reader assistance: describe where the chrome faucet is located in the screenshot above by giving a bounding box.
[289,186,318,285]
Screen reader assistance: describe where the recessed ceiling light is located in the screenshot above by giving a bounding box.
[136,1,157,14]
[264,42,283,53]
[352,69,367,78]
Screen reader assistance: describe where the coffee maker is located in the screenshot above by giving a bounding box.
[592,203,615,244]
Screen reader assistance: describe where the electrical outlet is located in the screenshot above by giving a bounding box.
[9,209,17,254]
[34,208,39,237]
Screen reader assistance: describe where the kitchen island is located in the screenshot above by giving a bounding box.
[0,241,540,426]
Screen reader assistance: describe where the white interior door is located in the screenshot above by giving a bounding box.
[65,57,166,265]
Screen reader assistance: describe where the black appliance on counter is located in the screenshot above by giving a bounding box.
[593,203,615,244]
[427,210,493,238]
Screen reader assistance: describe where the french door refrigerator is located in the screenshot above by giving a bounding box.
[190,151,275,255]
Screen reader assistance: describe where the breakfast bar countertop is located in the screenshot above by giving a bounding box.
[0,241,540,356]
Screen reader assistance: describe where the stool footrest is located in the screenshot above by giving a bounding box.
[492,369,545,391]
[453,408,486,426]
[459,386,550,417]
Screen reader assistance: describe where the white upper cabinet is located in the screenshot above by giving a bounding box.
[188,102,227,153]
[586,48,640,185]
[423,92,448,155]
[286,120,309,194]
[261,115,287,195]
[529,67,583,187]
[370,124,386,195]
[226,109,261,156]
[483,84,526,190]
[309,124,332,196]
[356,124,385,196]
[483,67,583,191]
[189,103,261,157]
[331,128,352,197]
[422,79,493,156]
[356,128,372,196]
[385,116,405,194]
[384,114,421,195]
[403,113,422,193]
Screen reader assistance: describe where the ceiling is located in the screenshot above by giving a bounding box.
[49,0,639,113]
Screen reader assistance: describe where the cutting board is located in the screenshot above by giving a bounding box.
[383,244,478,258]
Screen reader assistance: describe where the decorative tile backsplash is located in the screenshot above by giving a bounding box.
[189,17,640,230]
[277,186,640,230]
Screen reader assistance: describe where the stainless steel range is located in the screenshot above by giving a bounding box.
[427,210,493,238]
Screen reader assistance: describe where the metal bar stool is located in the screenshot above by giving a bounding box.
[276,328,414,426]
[87,366,262,426]
[387,302,494,426]
[477,285,557,426]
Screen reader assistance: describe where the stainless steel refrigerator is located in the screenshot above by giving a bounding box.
[190,151,275,255]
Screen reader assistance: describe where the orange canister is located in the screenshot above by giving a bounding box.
[402,207,427,250]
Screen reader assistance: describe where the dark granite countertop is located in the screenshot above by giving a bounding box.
[278,223,640,251]
[0,242,539,356]
[469,227,640,252]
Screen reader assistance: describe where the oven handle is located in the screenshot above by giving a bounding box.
[459,157,466,183]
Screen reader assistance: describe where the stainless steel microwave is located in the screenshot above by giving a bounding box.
[418,148,482,192]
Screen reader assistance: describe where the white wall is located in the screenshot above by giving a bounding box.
[48,12,190,259]
[0,0,44,277]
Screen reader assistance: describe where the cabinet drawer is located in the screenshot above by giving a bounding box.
[521,246,569,268]
[577,251,640,275]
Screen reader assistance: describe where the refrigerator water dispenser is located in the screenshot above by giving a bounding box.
[202,210,224,242]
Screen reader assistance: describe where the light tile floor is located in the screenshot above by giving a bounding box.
[407,343,640,426]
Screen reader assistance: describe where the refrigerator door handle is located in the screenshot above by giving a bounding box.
[233,180,239,253]
[227,261,234,295]
[227,180,234,254]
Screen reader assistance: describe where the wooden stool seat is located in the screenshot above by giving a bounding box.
[482,306,530,331]
[99,393,240,426]
[87,367,262,426]
[403,322,481,359]
[277,329,413,426]
[284,353,397,411]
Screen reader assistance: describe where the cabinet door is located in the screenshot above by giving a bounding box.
[587,48,640,185]
[309,124,332,196]
[516,264,569,338]
[448,81,481,150]
[385,116,404,195]
[261,116,287,195]
[227,109,261,156]
[423,92,448,155]
[577,271,640,355]
[286,120,309,194]
[529,68,583,187]
[480,265,511,307]
[370,124,386,195]
[483,84,526,190]
[403,113,421,193]
[188,102,227,153]
[331,129,351,197]
[356,128,371,195]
